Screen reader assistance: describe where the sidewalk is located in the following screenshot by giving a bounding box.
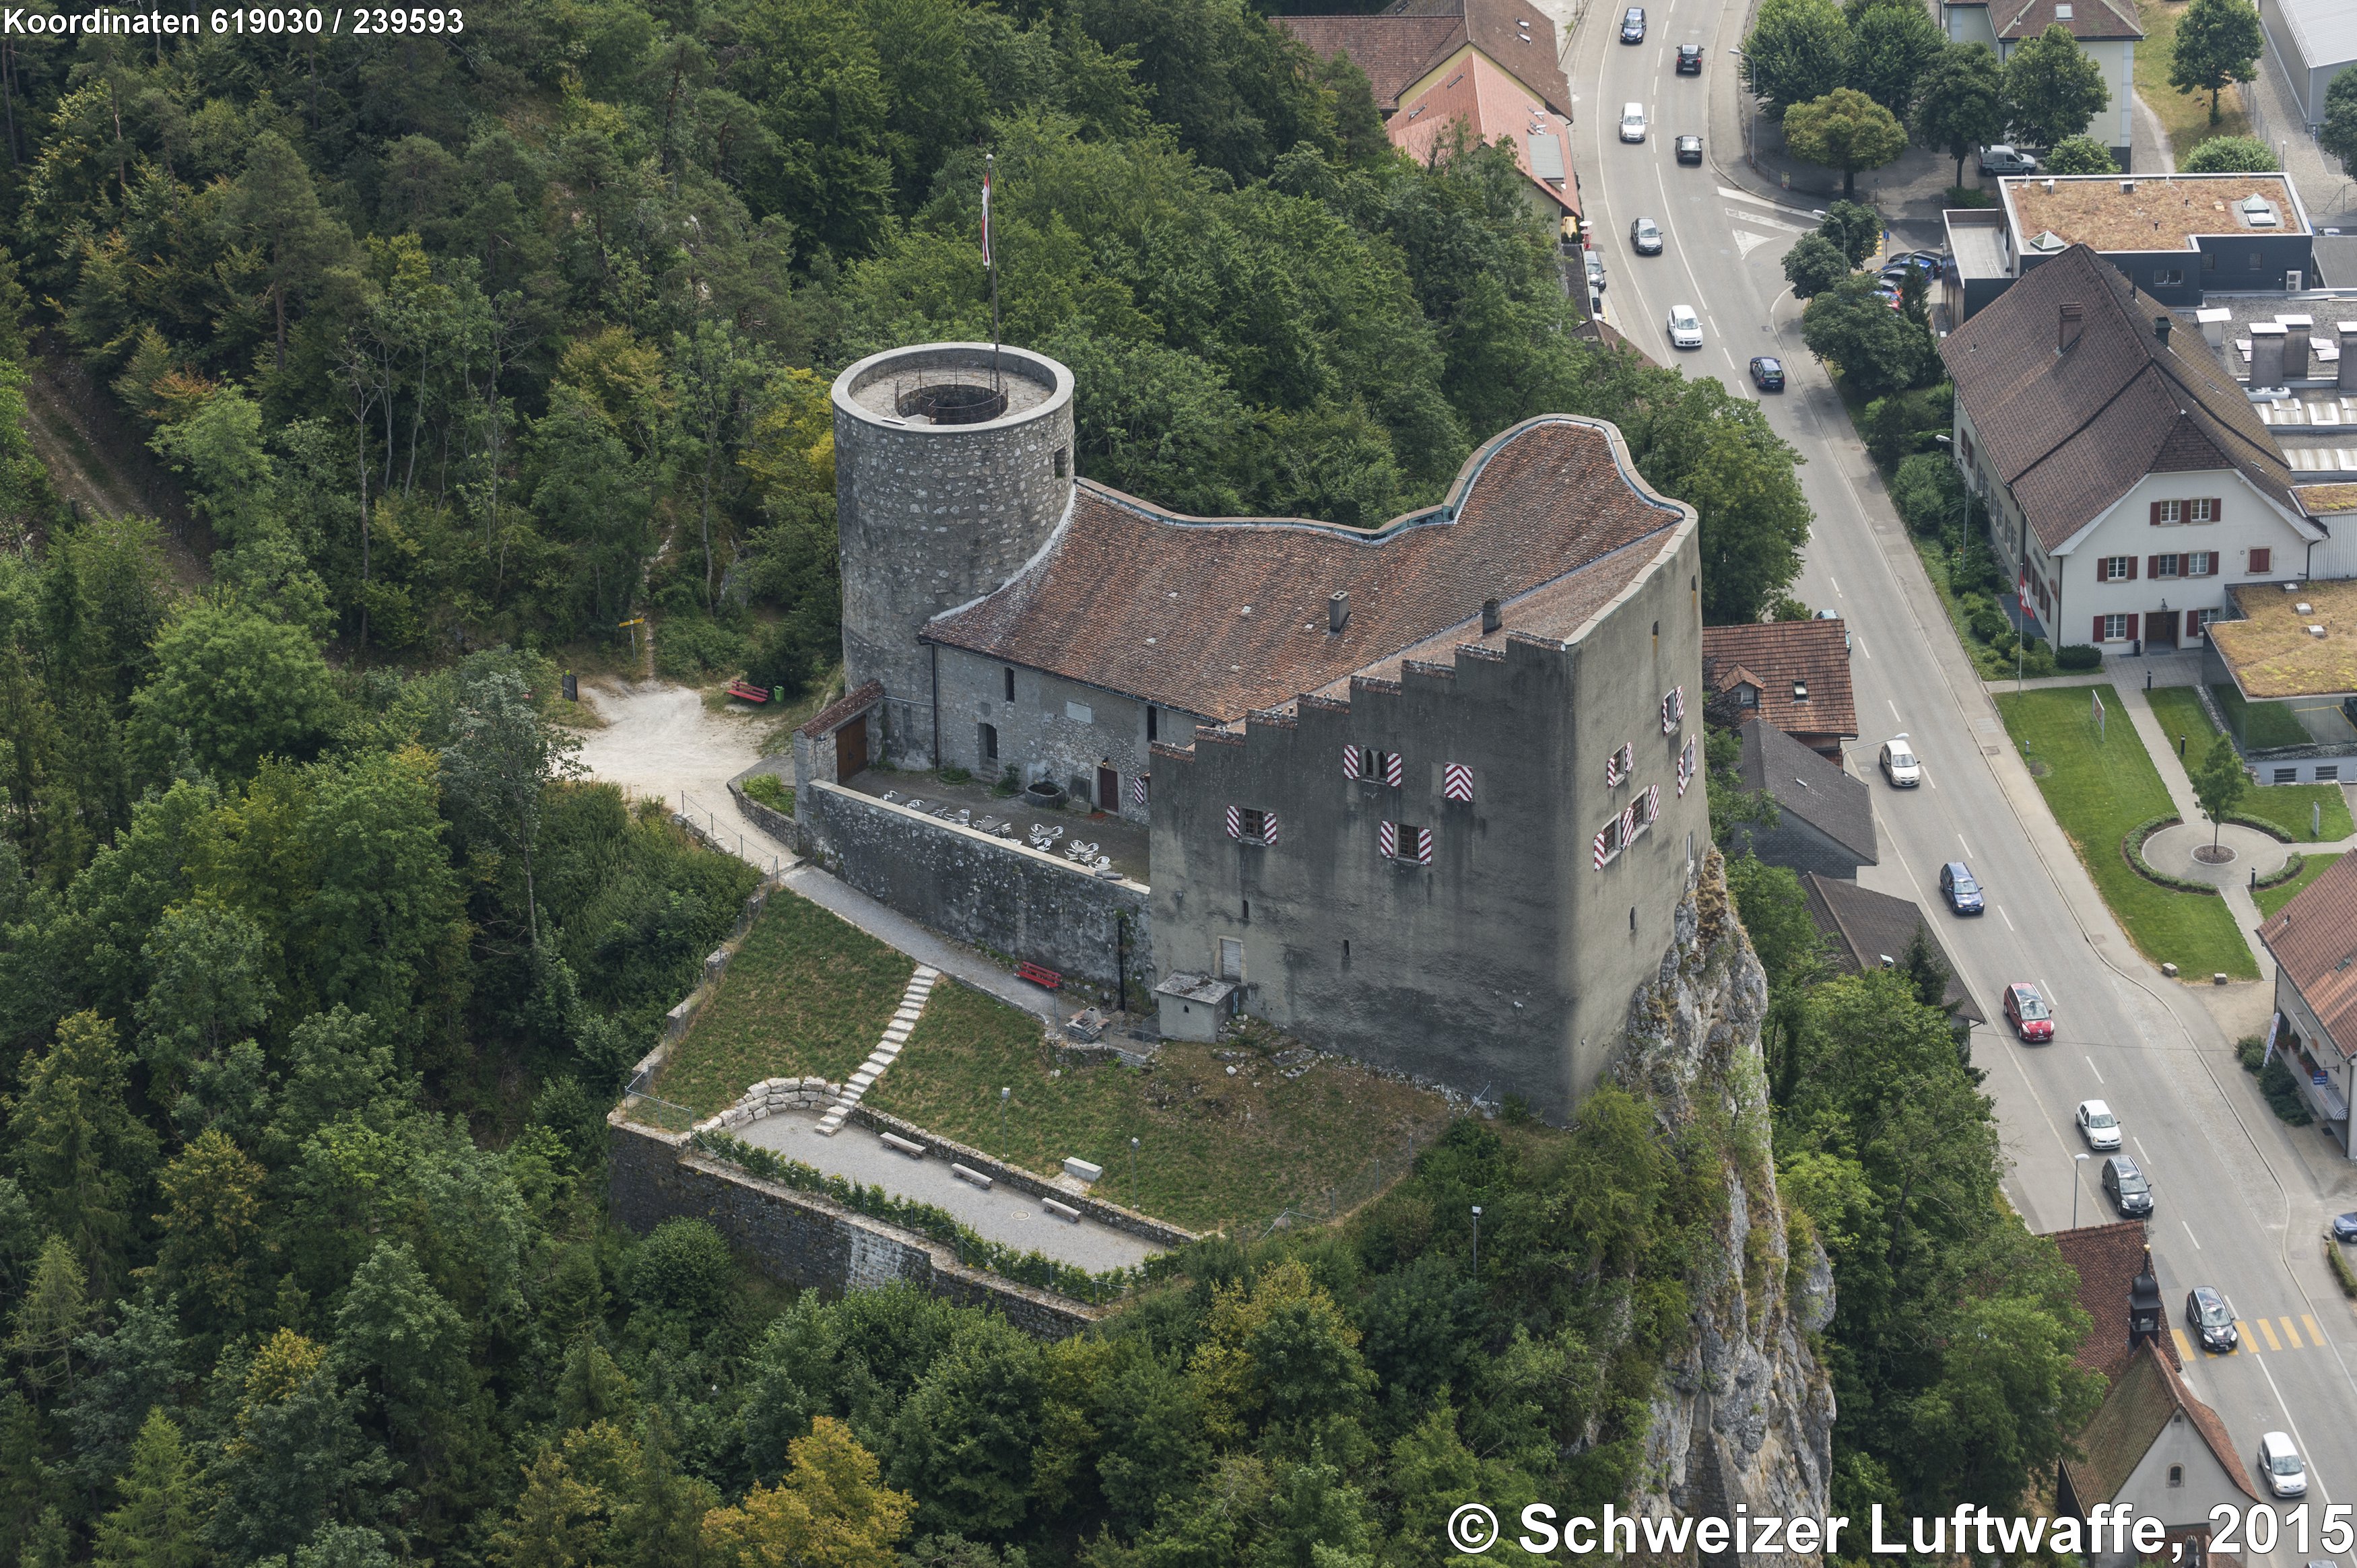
[778,862,1066,1031]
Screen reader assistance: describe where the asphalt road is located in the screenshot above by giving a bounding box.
[1556,0,2357,1544]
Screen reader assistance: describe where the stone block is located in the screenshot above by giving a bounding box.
[1041,1197,1083,1223]
[952,1164,993,1190]
[880,1132,926,1157]
[1065,1008,1107,1044]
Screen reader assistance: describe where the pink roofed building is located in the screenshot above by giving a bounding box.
[1386,48,1579,222]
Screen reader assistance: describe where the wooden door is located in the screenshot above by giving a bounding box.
[1098,766,1118,811]
[836,715,869,782]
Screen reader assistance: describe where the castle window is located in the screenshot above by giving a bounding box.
[1055,446,1071,479]
[1661,685,1685,733]
[1379,821,1432,864]
[1605,743,1634,787]
[1345,745,1402,785]
[1676,737,1698,796]
[1003,667,1016,702]
[980,722,998,761]
[2168,1465,2183,1487]
[1228,807,1277,845]
[1147,706,1158,742]
[1592,815,1624,868]
[1218,938,1244,981]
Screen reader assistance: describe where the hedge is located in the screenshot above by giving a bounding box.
[2121,815,2219,895]
[2056,645,2101,671]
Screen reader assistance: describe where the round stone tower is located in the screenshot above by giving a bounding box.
[831,343,1076,764]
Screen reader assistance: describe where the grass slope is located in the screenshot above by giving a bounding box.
[867,980,1456,1234]
[653,890,914,1114]
[1997,683,2257,978]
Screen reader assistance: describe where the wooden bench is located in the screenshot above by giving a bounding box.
[723,680,770,703]
[1015,961,1062,990]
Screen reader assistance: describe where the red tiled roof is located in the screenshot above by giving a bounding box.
[923,417,1690,723]
[1699,621,1859,742]
[1388,49,1578,217]
[2259,850,2357,1057]
[2051,1223,2177,1383]
[1995,0,2142,39]
[1275,0,1572,116]
[1940,245,2303,553]
[797,679,883,739]
[2063,1340,2259,1509]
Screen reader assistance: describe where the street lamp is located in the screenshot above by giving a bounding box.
[2071,1152,2092,1229]
[1471,1205,1483,1274]
[1130,1136,1140,1208]
[999,1086,1010,1147]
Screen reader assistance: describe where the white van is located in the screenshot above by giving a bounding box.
[1620,103,1647,143]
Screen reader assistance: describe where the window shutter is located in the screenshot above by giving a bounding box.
[2127,556,2139,580]
[1411,827,1432,866]
[2150,501,2162,525]
[1227,805,1242,840]
[2146,555,2160,579]
[1341,745,1359,780]
[2094,616,2106,642]
[1383,751,1402,787]
[1131,774,1149,806]
[1378,821,1397,859]
[1593,826,1611,870]
[1442,763,1474,803]
[2212,498,2224,525]
[1263,811,1278,845]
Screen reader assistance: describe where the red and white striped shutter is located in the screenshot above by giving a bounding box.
[1263,811,1277,844]
[1412,827,1433,865]
[1341,745,1359,780]
[1226,805,1242,840]
[1607,747,1626,787]
[1677,738,1697,796]
[1620,803,1638,844]
[1442,762,1473,802]
[1383,750,1403,787]
[1645,784,1660,825]
[1593,827,1610,869]
[1379,820,1398,859]
[1662,685,1684,732]
[1131,774,1149,805]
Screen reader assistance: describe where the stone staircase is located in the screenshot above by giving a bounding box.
[816,965,941,1136]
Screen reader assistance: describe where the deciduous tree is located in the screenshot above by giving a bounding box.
[1783,232,1853,298]
[2170,0,2264,124]
[2191,735,2248,850]
[1783,88,1908,197]
[1910,42,2008,187]
[702,1416,912,1568]
[2004,24,2110,148]
[2324,67,2357,177]
[1845,0,1945,116]
[1802,275,1939,397]
[1742,0,1851,112]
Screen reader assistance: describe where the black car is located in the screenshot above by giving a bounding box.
[1675,43,1702,73]
[2102,1155,2153,1217]
[2185,1287,2238,1352]
[1620,6,1645,41]
[1939,860,1984,915]
[1630,217,1664,256]
[1673,135,1703,166]
[1748,355,1784,391]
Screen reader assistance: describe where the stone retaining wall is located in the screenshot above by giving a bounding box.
[797,780,1152,991]
[606,1113,1100,1339]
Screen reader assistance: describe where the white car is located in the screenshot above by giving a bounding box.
[1620,102,1647,143]
[2258,1431,2306,1499]
[1665,305,1702,349]
[1879,735,1921,787]
[2076,1099,2121,1151]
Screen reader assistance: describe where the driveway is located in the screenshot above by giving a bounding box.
[572,679,797,869]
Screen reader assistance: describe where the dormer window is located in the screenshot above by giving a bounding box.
[1793,679,1810,702]
[1735,683,1759,708]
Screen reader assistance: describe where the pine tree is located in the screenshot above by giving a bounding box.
[7,1014,159,1295]
[154,1130,268,1328]
[90,1409,202,1568]
[612,1409,717,1568]
[7,1240,92,1400]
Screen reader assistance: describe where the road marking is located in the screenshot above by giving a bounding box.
[2184,1219,2201,1249]
[2305,1313,2325,1344]
[1830,575,1843,595]
[1732,228,1777,257]
[1855,634,1870,659]
[2086,1055,2104,1083]
[2259,1316,2285,1351]
[2133,1134,2148,1160]
[2240,1319,2261,1351]
[1890,697,1902,720]
[2175,1328,2196,1360]
[1715,185,1820,220]
[1999,905,2015,930]
[2282,1316,2304,1348]
[1959,834,1973,856]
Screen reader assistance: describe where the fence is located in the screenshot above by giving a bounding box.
[675,789,790,877]
[1251,1128,1431,1239]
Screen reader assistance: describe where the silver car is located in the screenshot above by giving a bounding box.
[2076,1098,2121,1151]
[1879,735,1921,787]
[1665,304,1702,349]
[2259,1432,2307,1498]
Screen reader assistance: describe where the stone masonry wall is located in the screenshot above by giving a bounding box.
[799,780,1153,992]
[606,1114,1100,1339]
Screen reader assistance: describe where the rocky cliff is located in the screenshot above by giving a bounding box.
[1615,851,1836,1559]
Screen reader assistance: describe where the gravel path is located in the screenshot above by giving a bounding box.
[572,679,797,868]
[736,1108,1161,1272]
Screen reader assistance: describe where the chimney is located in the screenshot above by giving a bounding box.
[2153,315,2171,346]
[2251,320,2288,387]
[1481,597,1502,635]
[2058,302,2084,352]
[2279,314,2314,380]
[2128,1262,2164,1350]
[2339,323,2357,393]
[1328,590,1350,634]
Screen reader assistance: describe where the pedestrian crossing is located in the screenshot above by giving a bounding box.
[2173,1314,2329,1359]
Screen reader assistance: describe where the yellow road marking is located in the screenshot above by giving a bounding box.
[2175,1328,2196,1360]
[2281,1316,2304,1349]
[2258,1318,2285,1351]
[2305,1314,2325,1347]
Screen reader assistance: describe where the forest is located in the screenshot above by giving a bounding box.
[0,0,2097,1561]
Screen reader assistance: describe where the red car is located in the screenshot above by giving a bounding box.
[2004,982,2054,1042]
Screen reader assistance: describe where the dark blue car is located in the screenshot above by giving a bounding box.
[1940,860,1985,914]
[2334,1212,2357,1243]
[1620,7,1645,41]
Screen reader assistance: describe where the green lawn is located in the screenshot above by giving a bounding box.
[2146,687,2352,841]
[1997,685,2257,979]
[2257,853,2342,919]
[2133,0,2255,159]
[649,890,916,1114]
[867,981,1457,1234]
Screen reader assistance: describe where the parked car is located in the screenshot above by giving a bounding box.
[2076,1098,2121,1150]
[1630,217,1664,255]
[2185,1287,2238,1351]
[1978,144,2037,176]
[2334,1211,2357,1242]
[1620,103,1647,142]
[1939,860,1983,915]
[2003,981,2053,1042]
[1878,735,1920,787]
[1675,42,1702,71]
[1620,6,1646,41]
[2100,1153,2152,1216]
[1665,304,1702,349]
[2258,1432,2307,1499]
[1748,355,1784,391]
[1674,134,1703,164]
[1585,249,1605,292]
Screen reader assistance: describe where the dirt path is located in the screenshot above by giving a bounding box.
[572,679,797,868]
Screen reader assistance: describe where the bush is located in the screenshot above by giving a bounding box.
[2044,134,2119,174]
[1944,186,1995,207]
[740,772,793,813]
[743,617,830,700]
[1891,452,1964,534]
[2329,1235,2357,1299]
[623,1217,737,1319]
[2020,639,2057,678]
[2239,1034,2315,1124]
[654,613,750,679]
[2180,135,2277,172]
[1967,602,2007,642]
[2055,644,2102,671]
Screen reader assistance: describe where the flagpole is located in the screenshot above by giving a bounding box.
[985,151,1001,395]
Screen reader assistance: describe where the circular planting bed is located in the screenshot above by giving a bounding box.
[2194,844,2236,865]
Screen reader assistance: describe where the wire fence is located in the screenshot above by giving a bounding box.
[1249,1128,1431,1240]
[673,789,789,879]
[617,1089,701,1134]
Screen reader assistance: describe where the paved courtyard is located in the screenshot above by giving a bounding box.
[735,1107,1162,1274]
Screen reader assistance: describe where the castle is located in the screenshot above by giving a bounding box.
[791,341,1704,1120]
